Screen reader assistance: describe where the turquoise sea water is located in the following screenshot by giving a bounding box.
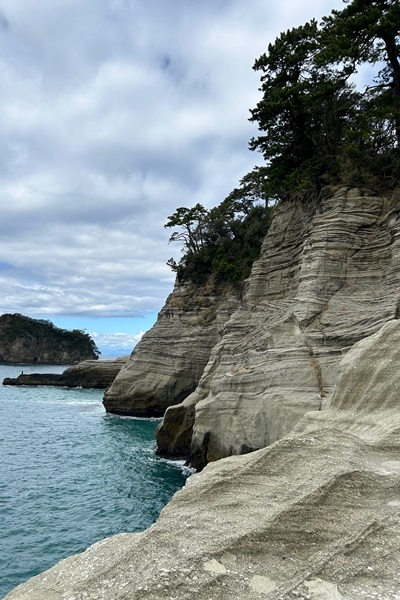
[0,363,189,599]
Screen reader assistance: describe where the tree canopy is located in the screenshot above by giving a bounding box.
[250,0,400,197]
[166,0,400,284]
[165,192,271,285]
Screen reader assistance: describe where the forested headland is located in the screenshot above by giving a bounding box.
[0,313,100,364]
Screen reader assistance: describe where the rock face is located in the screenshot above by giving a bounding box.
[2,357,127,389]
[103,280,240,417]
[157,187,400,467]
[7,320,400,599]
[0,314,99,364]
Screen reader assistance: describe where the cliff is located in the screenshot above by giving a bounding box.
[2,356,127,388]
[7,319,400,599]
[157,187,400,467]
[6,186,400,598]
[0,314,99,364]
[103,187,400,467]
[103,279,240,418]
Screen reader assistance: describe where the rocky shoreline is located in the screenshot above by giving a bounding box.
[5,187,400,598]
[103,187,400,469]
[6,320,400,599]
[2,356,127,389]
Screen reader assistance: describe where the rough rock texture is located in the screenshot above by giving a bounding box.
[157,187,400,467]
[2,357,127,389]
[6,320,400,600]
[0,313,99,364]
[103,280,240,417]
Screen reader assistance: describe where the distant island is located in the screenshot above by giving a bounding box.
[0,313,100,364]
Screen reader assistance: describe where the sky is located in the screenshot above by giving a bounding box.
[0,0,345,355]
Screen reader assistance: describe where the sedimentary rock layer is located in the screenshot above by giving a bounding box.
[103,280,240,417]
[157,187,400,467]
[7,320,400,599]
[2,357,127,389]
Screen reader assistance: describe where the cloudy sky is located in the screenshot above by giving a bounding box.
[0,0,344,355]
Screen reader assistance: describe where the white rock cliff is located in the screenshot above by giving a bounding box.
[6,186,400,598]
[159,187,400,467]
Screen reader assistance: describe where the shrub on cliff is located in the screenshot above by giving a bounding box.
[165,184,271,284]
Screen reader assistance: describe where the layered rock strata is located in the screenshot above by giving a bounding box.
[2,357,127,389]
[157,187,400,467]
[7,320,400,599]
[103,280,240,418]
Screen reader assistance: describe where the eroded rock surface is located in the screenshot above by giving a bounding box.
[2,357,127,389]
[7,320,400,600]
[103,280,240,417]
[157,187,400,467]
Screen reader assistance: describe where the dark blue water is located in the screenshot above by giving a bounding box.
[0,363,189,599]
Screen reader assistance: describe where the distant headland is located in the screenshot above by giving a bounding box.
[0,313,100,364]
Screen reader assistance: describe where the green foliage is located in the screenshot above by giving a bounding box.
[249,20,356,198]
[164,204,209,254]
[320,0,400,185]
[250,0,400,198]
[165,190,271,285]
[0,313,100,359]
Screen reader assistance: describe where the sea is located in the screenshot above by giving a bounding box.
[0,362,190,599]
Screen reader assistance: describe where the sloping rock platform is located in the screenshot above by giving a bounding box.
[6,320,400,599]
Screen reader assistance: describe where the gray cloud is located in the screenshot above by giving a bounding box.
[0,0,343,322]
[0,9,9,30]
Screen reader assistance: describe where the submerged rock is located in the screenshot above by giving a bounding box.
[3,357,127,389]
[6,320,400,599]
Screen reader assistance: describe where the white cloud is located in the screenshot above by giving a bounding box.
[91,330,144,354]
[0,0,344,333]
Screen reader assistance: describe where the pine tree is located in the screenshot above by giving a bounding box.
[249,20,357,199]
[321,0,400,148]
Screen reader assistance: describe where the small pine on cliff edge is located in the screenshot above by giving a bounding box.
[0,313,100,364]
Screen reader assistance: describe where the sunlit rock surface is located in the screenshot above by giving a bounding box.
[7,320,400,599]
[159,187,400,467]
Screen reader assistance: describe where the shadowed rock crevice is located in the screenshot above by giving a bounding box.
[155,401,196,459]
